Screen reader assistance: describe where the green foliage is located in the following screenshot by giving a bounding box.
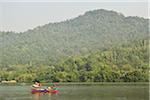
[0,39,148,82]
[0,9,148,66]
[0,9,148,82]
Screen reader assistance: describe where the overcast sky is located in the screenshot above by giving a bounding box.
[0,0,148,32]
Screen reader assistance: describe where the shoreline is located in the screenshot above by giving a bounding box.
[0,82,149,86]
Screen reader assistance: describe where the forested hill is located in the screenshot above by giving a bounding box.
[0,9,148,66]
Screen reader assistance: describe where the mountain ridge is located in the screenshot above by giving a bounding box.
[0,9,148,66]
[1,9,148,33]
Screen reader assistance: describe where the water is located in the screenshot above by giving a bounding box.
[0,83,149,100]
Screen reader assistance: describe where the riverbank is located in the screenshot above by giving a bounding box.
[0,82,149,86]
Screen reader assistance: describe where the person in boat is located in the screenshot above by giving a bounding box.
[48,83,58,91]
[32,80,42,90]
[47,81,53,91]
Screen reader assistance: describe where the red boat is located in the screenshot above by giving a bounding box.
[31,89,59,94]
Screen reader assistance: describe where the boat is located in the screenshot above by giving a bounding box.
[31,89,59,94]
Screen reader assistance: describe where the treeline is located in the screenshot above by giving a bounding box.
[0,40,148,82]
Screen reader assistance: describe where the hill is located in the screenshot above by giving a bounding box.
[0,9,148,66]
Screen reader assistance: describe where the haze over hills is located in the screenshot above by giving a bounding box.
[0,9,149,82]
[0,9,148,66]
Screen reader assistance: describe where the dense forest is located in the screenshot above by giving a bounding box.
[0,9,149,82]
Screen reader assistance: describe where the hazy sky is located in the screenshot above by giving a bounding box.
[0,0,148,32]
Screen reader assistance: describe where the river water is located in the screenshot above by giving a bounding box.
[0,83,149,100]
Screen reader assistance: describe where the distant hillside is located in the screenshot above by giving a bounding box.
[0,9,148,66]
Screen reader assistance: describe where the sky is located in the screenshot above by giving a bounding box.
[0,0,148,32]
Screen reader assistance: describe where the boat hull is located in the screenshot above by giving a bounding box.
[31,89,59,94]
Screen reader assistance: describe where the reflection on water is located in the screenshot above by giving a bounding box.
[0,84,149,100]
[32,92,59,100]
[32,93,50,100]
